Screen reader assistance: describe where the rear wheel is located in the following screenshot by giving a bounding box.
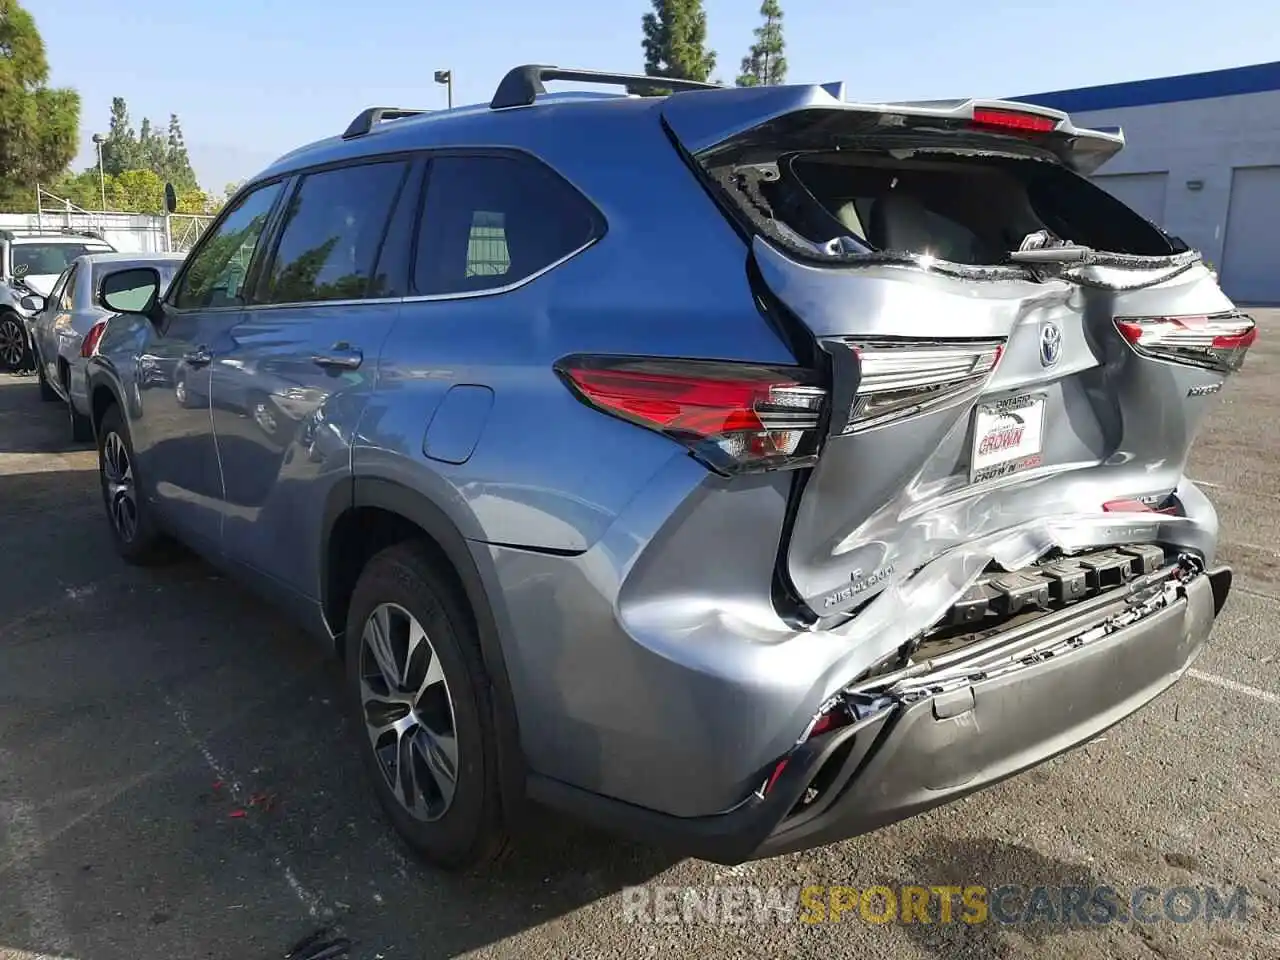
[97,405,173,564]
[36,359,58,401]
[345,542,511,871]
[0,312,31,372]
[63,369,93,442]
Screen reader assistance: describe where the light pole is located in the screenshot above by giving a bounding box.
[91,133,107,210]
[434,69,453,109]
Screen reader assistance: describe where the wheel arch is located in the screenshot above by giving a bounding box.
[88,373,125,435]
[324,477,528,814]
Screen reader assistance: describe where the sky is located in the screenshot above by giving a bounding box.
[32,0,1280,193]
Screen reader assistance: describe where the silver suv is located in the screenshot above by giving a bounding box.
[86,66,1252,870]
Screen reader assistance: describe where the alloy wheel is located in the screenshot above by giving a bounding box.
[359,602,459,822]
[101,431,138,542]
[0,317,25,368]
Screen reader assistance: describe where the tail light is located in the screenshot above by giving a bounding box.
[843,339,1004,433]
[1115,312,1256,374]
[80,320,108,358]
[555,355,827,475]
[970,107,1058,135]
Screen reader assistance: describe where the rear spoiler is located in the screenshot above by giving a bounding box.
[661,84,1125,175]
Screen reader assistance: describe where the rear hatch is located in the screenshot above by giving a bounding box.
[662,87,1258,623]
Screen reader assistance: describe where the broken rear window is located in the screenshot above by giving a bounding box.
[725,150,1182,266]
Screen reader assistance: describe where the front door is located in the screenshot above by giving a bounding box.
[209,157,418,597]
[133,179,287,553]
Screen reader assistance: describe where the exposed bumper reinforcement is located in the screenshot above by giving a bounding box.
[526,564,1229,865]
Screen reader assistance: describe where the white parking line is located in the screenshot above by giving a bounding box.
[165,696,328,920]
[1188,669,1280,705]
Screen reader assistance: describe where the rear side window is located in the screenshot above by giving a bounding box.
[46,268,71,309]
[62,265,79,310]
[413,155,598,296]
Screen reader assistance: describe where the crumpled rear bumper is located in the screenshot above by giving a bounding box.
[529,563,1230,864]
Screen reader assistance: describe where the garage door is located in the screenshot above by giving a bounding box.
[1091,172,1169,226]
[1221,165,1280,304]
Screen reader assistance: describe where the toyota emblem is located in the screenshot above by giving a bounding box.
[1040,321,1063,368]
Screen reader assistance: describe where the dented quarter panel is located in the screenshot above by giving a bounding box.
[752,240,1236,616]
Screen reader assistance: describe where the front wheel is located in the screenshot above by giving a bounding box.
[345,542,511,871]
[97,405,174,565]
[0,313,32,372]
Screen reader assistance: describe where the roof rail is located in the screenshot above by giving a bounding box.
[342,107,431,140]
[0,227,105,241]
[490,64,721,110]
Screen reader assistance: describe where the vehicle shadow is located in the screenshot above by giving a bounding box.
[0,460,680,960]
[0,372,94,455]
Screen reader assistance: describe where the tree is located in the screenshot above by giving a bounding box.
[100,96,138,175]
[736,0,787,88]
[640,0,715,94]
[165,114,197,191]
[99,99,198,191]
[0,1,81,209]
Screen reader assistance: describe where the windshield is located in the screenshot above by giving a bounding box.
[12,243,110,277]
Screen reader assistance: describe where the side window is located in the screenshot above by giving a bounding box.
[46,269,71,310]
[61,266,78,310]
[413,155,599,296]
[171,181,284,310]
[257,160,409,304]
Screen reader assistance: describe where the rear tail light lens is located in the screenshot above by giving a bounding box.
[844,339,1004,433]
[80,320,108,358]
[555,355,827,474]
[1115,312,1256,373]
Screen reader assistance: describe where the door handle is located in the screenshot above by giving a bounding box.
[311,343,363,370]
[183,346,212,366]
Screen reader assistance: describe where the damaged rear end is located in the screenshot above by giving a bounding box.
[644,86,1251,860]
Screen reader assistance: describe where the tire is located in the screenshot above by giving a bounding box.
[36,360,58,401]
[64,371,93,442]
[97,404,174,565]
[345,542,511,871]
[0,312,32,372]
[69,399,94,442]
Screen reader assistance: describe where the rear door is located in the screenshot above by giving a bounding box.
[662,89,1257,619]
[210,155,419,598]
[32,266,73,383]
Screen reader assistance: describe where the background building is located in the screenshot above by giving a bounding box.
[1017,61,1280,304]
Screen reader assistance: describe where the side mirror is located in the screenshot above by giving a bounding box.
[164,182,178,214]
[100,267,163,321]
[19,294,45,313]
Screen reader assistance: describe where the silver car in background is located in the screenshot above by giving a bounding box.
[29,252,184,440]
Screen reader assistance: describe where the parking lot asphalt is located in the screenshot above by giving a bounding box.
[1,313,1278,960]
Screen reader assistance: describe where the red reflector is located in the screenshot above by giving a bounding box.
[763,758,789,796]
[809,713,836,737]
[80,320,108,358]
[971,107,1057,133]
[1102,499,1153,514]
[1115,320,1145,344]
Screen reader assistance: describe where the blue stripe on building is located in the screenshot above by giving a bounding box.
[1013,60,1280,113]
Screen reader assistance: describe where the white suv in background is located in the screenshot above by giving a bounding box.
[0,229,115,371]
